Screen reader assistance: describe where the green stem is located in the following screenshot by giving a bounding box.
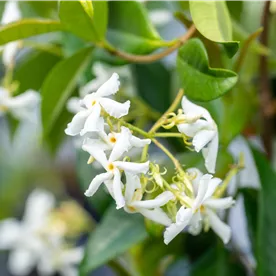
[119,120,152,138]
[154,132,183,138]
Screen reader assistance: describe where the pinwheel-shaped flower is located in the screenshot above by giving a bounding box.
[0,88,40,121]
[177,96,218,173]
[164,170,234,245]
[120,173,173,226]
[82,129,149,209]
[65,73,130,137]
[0,190,55,276]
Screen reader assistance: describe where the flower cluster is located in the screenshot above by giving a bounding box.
[65,73,237,245]
[0,190,89,276]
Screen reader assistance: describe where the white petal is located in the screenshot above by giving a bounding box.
[2,42,19,67]
[186,168,203,195]
[177,119,210,137]
[95,73,120,97]
[82,140,108,168]
[84,172,113,197]
[131,191,174,209]
[193,174,213,210]
[203,177,222,201]
[61,247,84,264]
[164,207,193,245]
[130,136,151,148]
[139,207,172,226]
[7,90,40,121]
[125,172,141,204]
[206,209,231,244]
[204,197,235,210]
[181,96,213,123]
[192,130,216,152]
[114,160,149,174]
[80,103,102,136]
[113,168,125,209]
[81,93,98,109]
[202,133,219,174]
[67,97,82,114]
[188,211,202,236]
[60,267,78,276]
[2,1,21,24]
[8,248,36,276]
[109,126,132,162]
[65,109,91,136]
[0,219,20,249]
[23,189,55,228]
[99,98,130,118]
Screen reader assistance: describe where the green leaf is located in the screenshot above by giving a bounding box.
[0,19,63,45]
[14,49,62,94]
[80,205,148,275]
[189,1,239,57]
[41,46,93,150]
[251,148,276,276]
[132,62,171,113]
[77,149,112,216]
[177,38,238,101]
[59,0,107,43]
[108,1,162,51]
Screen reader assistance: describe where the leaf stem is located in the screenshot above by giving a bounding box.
[102,25,196,63]
[154,132,183,138]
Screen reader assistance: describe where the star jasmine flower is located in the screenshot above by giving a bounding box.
[82,133,149,209]
[65,73,130,137]
[121,173,173,226]
[177,96,218,173]
[164,171,234,245]
[0,189,55,276]
[0,88,40,121]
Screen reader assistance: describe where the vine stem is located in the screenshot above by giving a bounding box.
[154,132,183,138]
[102,25,196,63]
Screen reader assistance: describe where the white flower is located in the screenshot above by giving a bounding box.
[1,1,21,67]
[0,88,40,121]
[82,130,149,209]
[164,170,234,245]
[65,73,130,137]
[149,9,172,27]
[38,239,83,276]
[121,173,173,226]
[177,96,218,174]
[0,189,55,276]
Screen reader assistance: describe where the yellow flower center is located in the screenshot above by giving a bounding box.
[91,100,97,106]
[109,136,117,143]
[107,163,115,171]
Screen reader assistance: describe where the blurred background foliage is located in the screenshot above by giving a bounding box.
[1,1,276,276]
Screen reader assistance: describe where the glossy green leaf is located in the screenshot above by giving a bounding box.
[98,1,165,65]
[177,38,238,101]
[14,49,61,94]
[0,19,63,45]
[252,148,276,276]
[80,205,148,275]
[189,1,239,57]
[59,1,107,43]
[41,46,93,148]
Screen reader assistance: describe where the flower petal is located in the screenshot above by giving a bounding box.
[175,206,193,224]
[125,172,141,204]
[193,174,213,210]
[114,161,149,174]
[206,208,231,244]
[113,168,125,209]
[109,126,132,162]
[186,168,203,195]
[82,139,109,168]
[0,219,20,249]
[177,119,210,137]
[85,172,113,197]
[80,103,103,136]
[188,211,203,235]
[65,109,91,136]
[203,177,222,201]
[204,197,235,210]
[130,136,151,148]
[202,133,219,174]
[8,248,37,276]
[192,130,216,152]
[139,207,172,226]
[131,191,174,209]
[67,97,82,114]
[99,98,130,118]
[181,96,213,122]
[95,73,120,97]
[2,42,19,67]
